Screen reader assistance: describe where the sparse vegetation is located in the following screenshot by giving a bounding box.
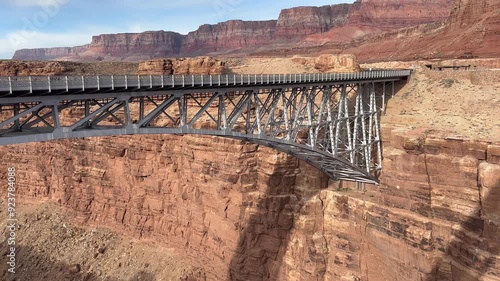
[439,78,456,88]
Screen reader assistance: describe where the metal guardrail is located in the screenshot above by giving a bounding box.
[0,70,410,95]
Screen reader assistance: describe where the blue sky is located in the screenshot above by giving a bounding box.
[0,0,354,59]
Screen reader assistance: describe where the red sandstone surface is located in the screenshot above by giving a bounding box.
[292,0,500,62]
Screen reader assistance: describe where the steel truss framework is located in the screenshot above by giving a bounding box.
[0,73,409,184]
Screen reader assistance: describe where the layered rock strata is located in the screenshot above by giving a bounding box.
[12,0,456,61]
[2,123,499,280]
[137,57,226,75]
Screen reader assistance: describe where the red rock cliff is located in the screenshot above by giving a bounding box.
[88,31,184,59]
[12,45,89,61]
[347,0,455,29]
[11,0,457,61]
[448,0,500,27]
[336,0,500,61]
[12,31,184,61]
[275,4,351,38]
[180,20,277,55]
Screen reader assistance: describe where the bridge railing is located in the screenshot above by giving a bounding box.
[0,70,411,94]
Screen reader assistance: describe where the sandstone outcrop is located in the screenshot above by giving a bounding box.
[314,54,360,72]
[181,20,277,55]
[275,5,351,38]
[318,0,500,62]
[13,31,184,61]
[137,57,226,75]
[88,31,184,59]
[12,45,89,61]
[291,54,360,73]
[0,60,68,76]
[347,0,455,29]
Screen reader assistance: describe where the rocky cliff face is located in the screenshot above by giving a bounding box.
[11,0,457,61]
[180,20,277,55]
[347,0,455,29]
[12,45,89,61]
[275,5,351,38]
[12,31,184,61]
[334,0,500,61]
[138,57,226,75]
[0,60,68,76]
[88,31,184,59]
[2,124,499,281]
[448,0,500,28]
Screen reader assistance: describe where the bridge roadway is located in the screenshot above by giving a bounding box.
[0,70,411,184]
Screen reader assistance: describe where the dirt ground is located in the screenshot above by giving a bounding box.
[360,60,500,141]
[0,200,205,281]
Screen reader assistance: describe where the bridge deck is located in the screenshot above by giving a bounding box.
[0,70,411,97]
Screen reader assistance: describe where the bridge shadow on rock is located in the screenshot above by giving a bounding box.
[424,163,500,281]
[228,153,330,281]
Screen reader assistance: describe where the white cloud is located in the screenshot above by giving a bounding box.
[8,0,68,7]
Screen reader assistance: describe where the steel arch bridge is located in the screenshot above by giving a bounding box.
[0,70,410,184]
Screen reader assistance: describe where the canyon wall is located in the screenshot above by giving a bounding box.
[275,5,351,38]
[12,45,89,61]
[2,122,499,281]
[323,0,500,62]
[180,20,277,55]
[347,0,455,29]
[87,31,185,59]
[13,31,184,61]
[11,0,456,61]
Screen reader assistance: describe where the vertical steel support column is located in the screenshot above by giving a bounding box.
[139,97,145,121]
[382,82,386,114]
[334,85,346,155]
[254,92,262,135]
[13,103,20,129]
[262,89,279,137]
[246,91,253,134]
[352,85,361,165]
[179,95,187,127]
[218,93,227,130]
[359,85,369,172]
[282,90,290,140]
[344,85,353,157]
[373,83,383,170]
[307,87,316,148]
[326,95,335,154]
[367,83,375,174]
[123,99,132,127]
[290,87,305,141]
[84,100,90,127]
[52,103,60,130]
[314,87,328,146]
